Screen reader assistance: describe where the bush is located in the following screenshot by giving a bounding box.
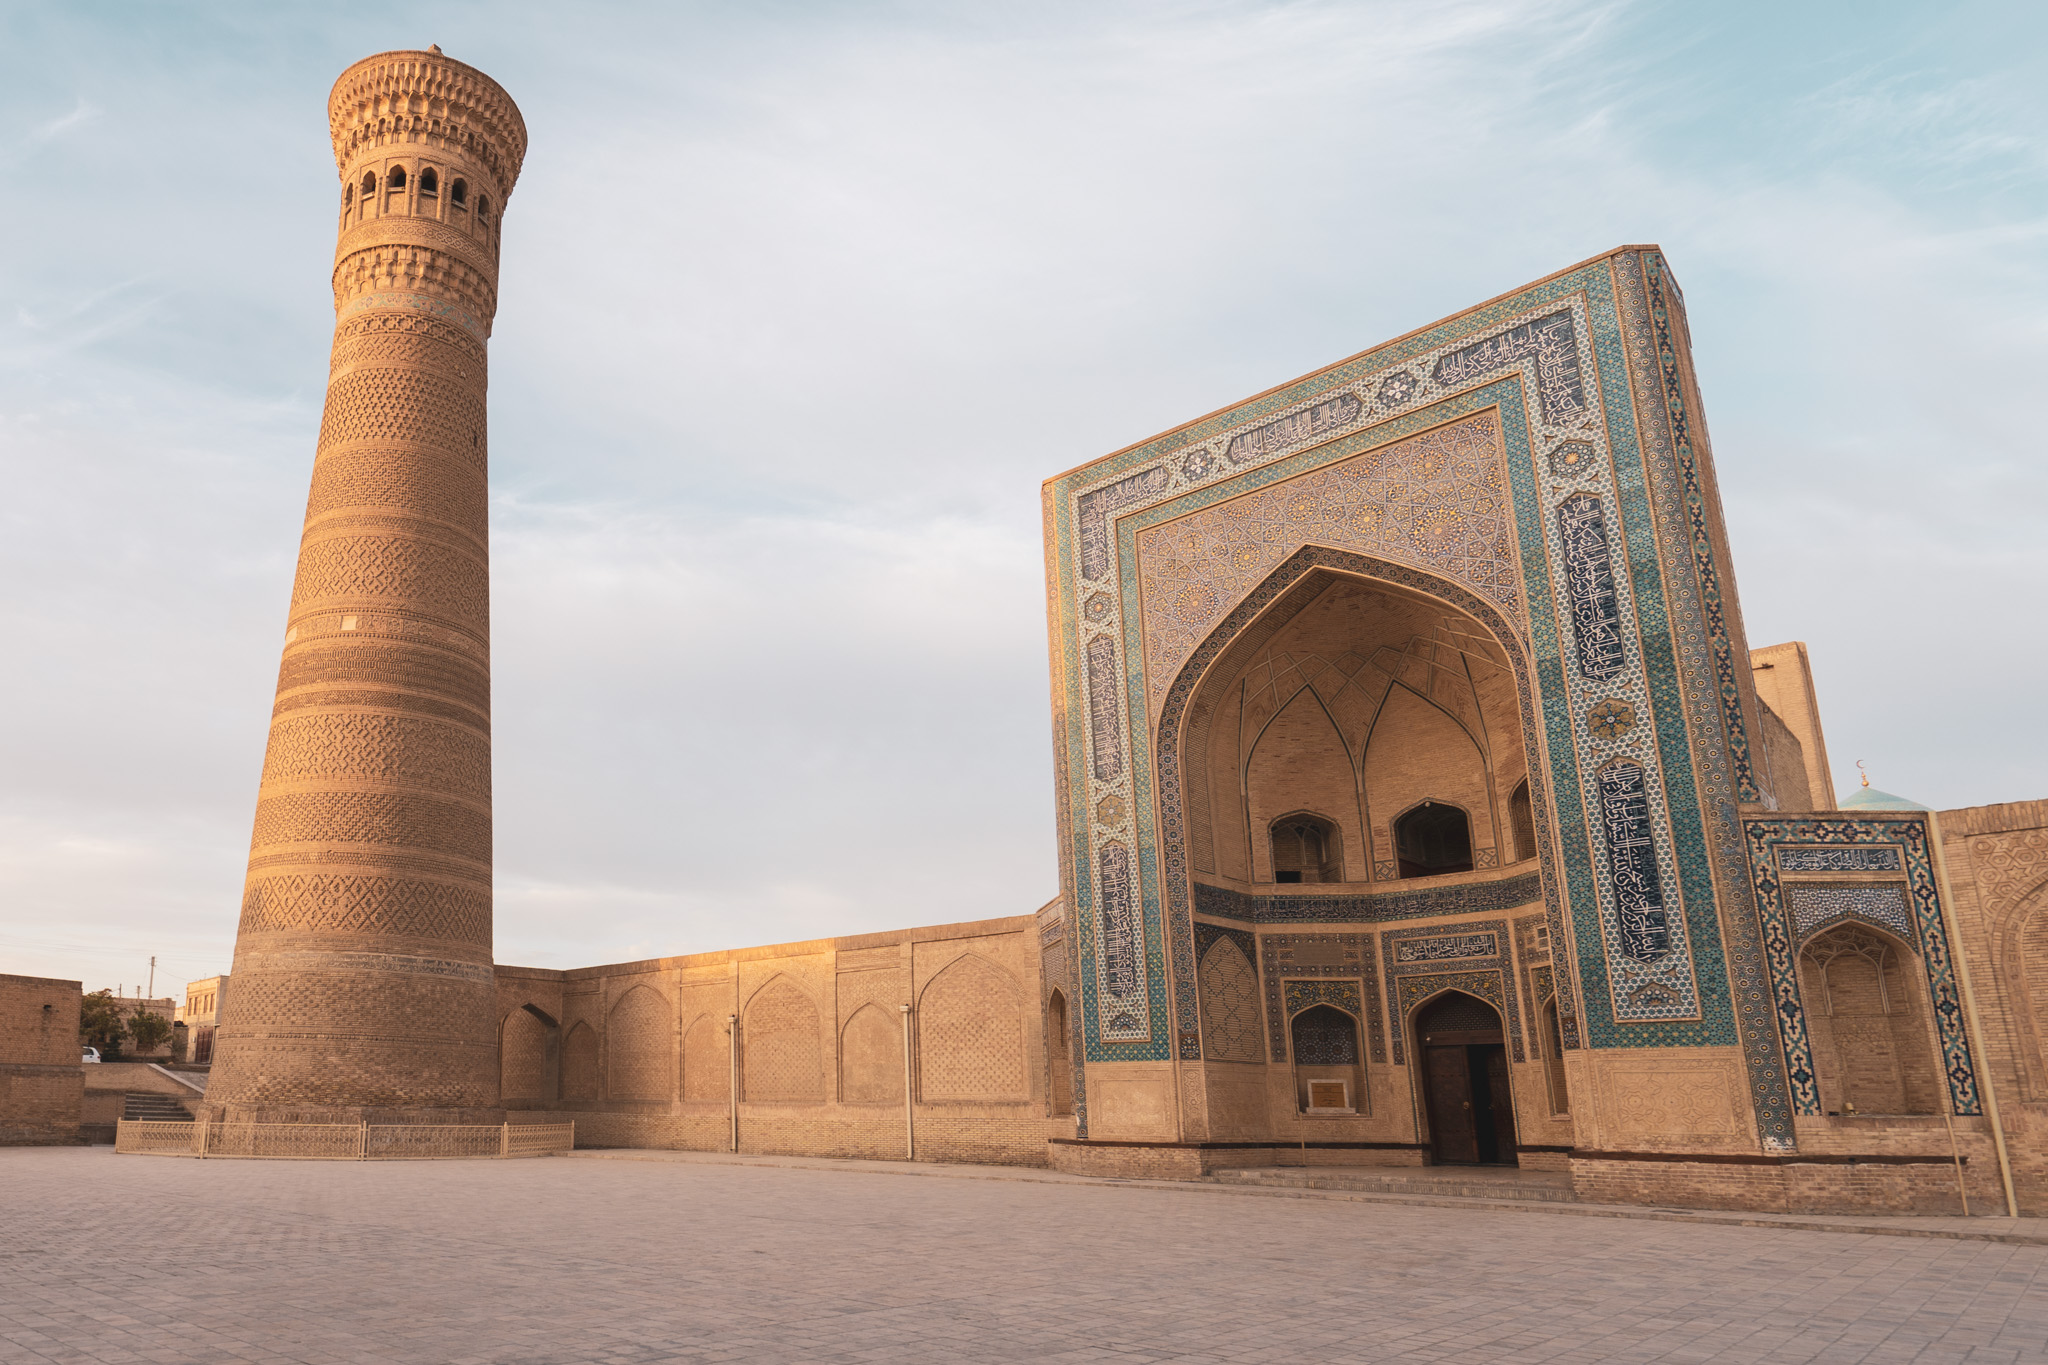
[128,1005,173,1056]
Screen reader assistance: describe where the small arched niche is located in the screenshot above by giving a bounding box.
[386,165,407,191]
[1269,811,1341,884]
[561,1020,598,1103]
[451,177,468,206]
[1290,1004,1362,1114]
[1798,923,1940,1116]
[1395,800,1474,878]
[1046,989,1074,1116]
[1510,780,1536,863]
[1538,997,1569,1114]
[360,171,377,196]
[500,1004,559,1104]
[418,167,438,196]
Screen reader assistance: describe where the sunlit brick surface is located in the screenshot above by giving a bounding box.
[204,50,526,1122]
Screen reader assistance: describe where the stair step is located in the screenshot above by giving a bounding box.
[1211,1168,1577,1202]
[122,1094,194,1122]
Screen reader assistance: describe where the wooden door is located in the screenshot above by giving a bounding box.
[1483,1046,1518,1161]
[1424,1044,1479,1164]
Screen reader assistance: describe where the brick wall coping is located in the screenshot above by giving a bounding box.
[1573,1148,1967,1167]
[1936,797,2048,836]
[1049,1137,1428,1151]
[499,914,1040,982]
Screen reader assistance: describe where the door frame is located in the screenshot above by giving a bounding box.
[1407,987,1521,1165]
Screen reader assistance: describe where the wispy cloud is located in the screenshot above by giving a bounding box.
[27,96,100,144]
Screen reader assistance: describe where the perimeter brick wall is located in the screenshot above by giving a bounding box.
[0,974,83,1145]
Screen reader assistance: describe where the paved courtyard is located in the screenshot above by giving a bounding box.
[3,1149,2044,1364]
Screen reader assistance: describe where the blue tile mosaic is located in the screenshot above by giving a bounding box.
[1192,874,1543,926]
[1556,494,1627,682]
[1258,932,1385,1064]
[1779,846,1903,874]
[1597,760,1672,963]
[1382,921,1523,1064]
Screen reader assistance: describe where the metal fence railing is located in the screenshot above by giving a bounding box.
[114,1120,575,1160]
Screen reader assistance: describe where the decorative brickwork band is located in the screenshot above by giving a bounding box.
[203,49,526,1123]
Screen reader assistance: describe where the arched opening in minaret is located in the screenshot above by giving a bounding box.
[360,171,376,196]
[1175,566,1529,888]
[387,165,407,191]
[418,167,438,196]
[451,178,468,206]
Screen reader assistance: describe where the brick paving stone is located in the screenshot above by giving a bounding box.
[0,1148,2043,1364]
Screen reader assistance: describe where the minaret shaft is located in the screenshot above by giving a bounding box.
[204,50,526,1122]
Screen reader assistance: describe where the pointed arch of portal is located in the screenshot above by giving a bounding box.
[1155,544,1576,1062]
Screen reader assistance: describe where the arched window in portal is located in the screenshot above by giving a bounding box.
[1510,780,1536,863]
[1798,924,1939,1116]
[1394,801,1473,878]
[1269,811,1341,884]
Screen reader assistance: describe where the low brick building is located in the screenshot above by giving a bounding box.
[1,974,83,1145]
[176,976,228,1066]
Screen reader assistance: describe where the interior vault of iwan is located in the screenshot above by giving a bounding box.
[1185,575,1531,885]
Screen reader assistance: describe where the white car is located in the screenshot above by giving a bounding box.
[82,1047,101,1063]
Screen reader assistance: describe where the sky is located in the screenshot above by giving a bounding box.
[2,0,2044,1001]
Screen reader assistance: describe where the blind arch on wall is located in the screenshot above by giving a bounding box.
[918,954,1027,1101]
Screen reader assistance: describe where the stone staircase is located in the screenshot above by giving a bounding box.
[122,1092,194,1123]
[1210,1165,1577,1203]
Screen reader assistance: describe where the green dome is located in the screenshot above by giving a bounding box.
[1840,783,1928,812]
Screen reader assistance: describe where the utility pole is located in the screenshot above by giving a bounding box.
[147,957,156,999]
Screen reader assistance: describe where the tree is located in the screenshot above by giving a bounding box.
[128,1004,173,1056]
[80,990,126,1061]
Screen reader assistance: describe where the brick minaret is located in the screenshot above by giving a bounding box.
[204,49,525,1122]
